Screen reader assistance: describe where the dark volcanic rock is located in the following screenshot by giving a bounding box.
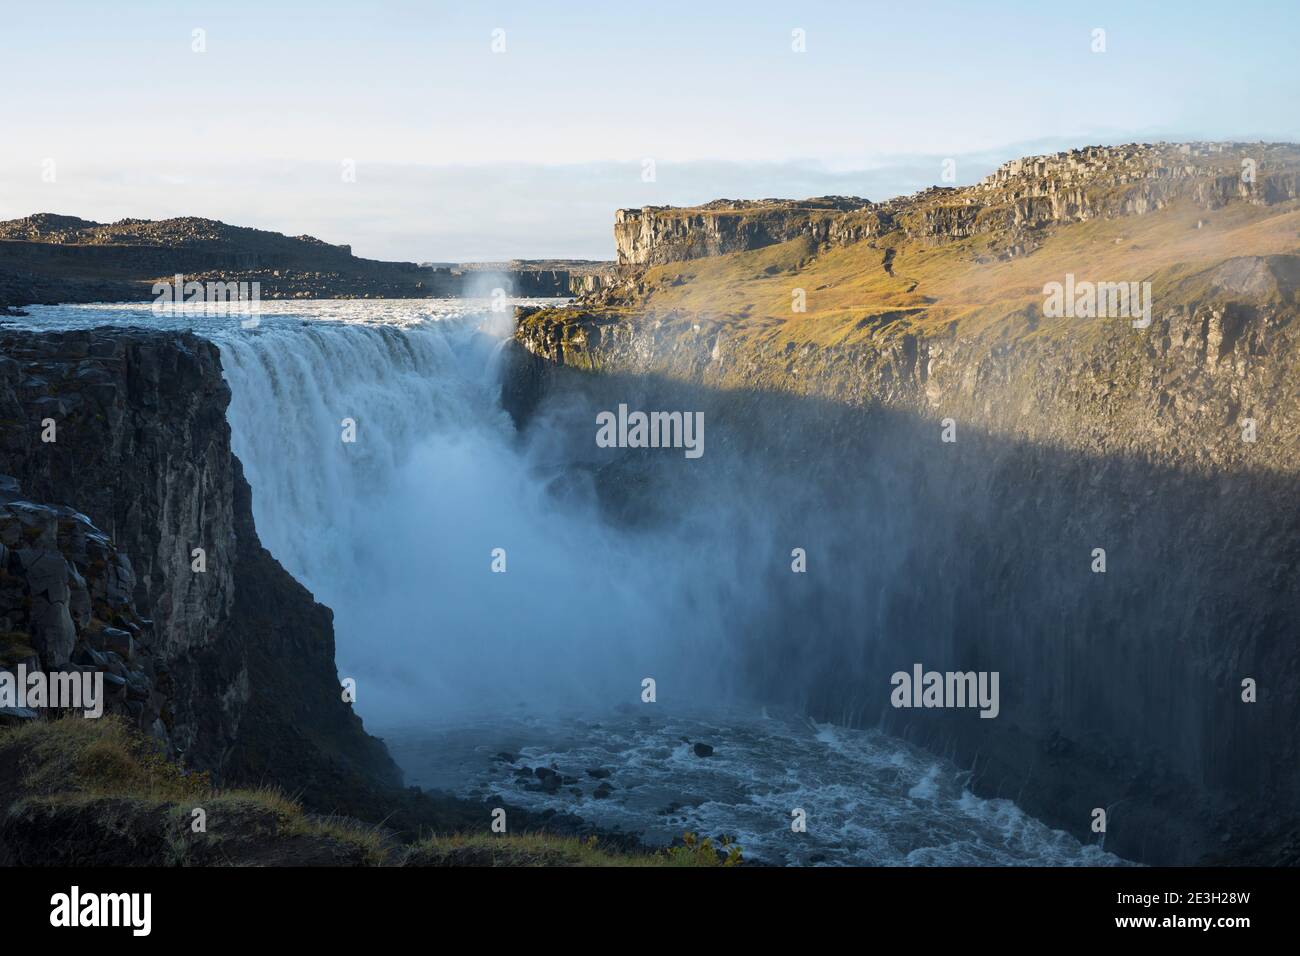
[0,484,160,733]
[607,143,1300,272]
[0,214,615,308]
[0,328,399,811]
[509,235,1300,865]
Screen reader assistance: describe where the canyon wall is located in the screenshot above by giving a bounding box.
[611,143,1300,271]
[509,245,1300,865]
[0,329,400,807]
[615,197,875,269]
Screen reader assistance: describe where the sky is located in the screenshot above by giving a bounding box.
[1,0,1297,260]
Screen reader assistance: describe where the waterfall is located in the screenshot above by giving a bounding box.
[7,301,1140,863]
[215,307,740,726]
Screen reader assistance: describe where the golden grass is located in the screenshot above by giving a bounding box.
[407,830,740,867]
[613,198,1300,350]
[0,717,392,864]
[2,714,210,801]
[298,813,390,866]
[2,718,738,867]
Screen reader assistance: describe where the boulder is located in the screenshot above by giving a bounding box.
[30,599,76,665]
[101,627,134,661]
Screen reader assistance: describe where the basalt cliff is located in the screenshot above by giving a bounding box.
[509,142,1300,865]
[0,326,663,866]
[0,329,398,798]
[610,142,1299,272]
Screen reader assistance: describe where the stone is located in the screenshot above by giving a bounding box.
[22,551,70,604]
[31,599,76,665]
[101,627,134,661]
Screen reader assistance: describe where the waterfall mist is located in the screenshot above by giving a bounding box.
[15,298,1281,864]
[217,308,782,727]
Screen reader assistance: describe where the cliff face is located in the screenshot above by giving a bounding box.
[609,143,1300,273]
[615,197,874,268]
[510,284,1300,865]
[0,332,235,677]
[519,255,1300,476]
[0,214,614,308]
[512,142,1300,865]
[0,329,399,804]
[0,481,166,734]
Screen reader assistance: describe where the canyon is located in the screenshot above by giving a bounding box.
[510,141,1300,865]
[0,140,1295,866]
[0,329,399,804]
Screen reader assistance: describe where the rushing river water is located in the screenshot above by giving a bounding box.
[384,706,1125,866]
[9,300,1127,866]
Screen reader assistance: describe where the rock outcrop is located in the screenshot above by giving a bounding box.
[0,482,164,734]
[607,143,1300,274]
[0,215,615,308]
[0,328,400,806]
[510,142,1300,865]
[615,197,874,269]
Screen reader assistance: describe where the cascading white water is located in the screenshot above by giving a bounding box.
[214,302,737,725]
[219,314,506,593]
[9,299,740,724]
[13,301,1127,865]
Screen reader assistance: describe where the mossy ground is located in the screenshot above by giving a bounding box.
[0,717,735,867]
[543,198,1300,354]
[406,830,740,867]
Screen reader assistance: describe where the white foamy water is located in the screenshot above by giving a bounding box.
[9,299,1129,866]
[384,706,1128,866]
[10,299,736,720]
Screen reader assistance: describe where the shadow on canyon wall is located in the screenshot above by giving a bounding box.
[502,343,1300,866]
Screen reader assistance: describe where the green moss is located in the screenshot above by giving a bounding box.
[405,831,741,867]
[0,718,708,867]
[3,716,210,801]
[542,198,1300,361]
[665,831,743,867]
[0,630,36,665]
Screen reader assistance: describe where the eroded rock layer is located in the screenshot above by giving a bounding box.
[0,329,399,804]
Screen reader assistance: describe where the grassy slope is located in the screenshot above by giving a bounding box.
[598,198,1300,352]
[0,718,734,867]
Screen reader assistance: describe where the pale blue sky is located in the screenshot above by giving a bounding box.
[2,0,1296,259]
